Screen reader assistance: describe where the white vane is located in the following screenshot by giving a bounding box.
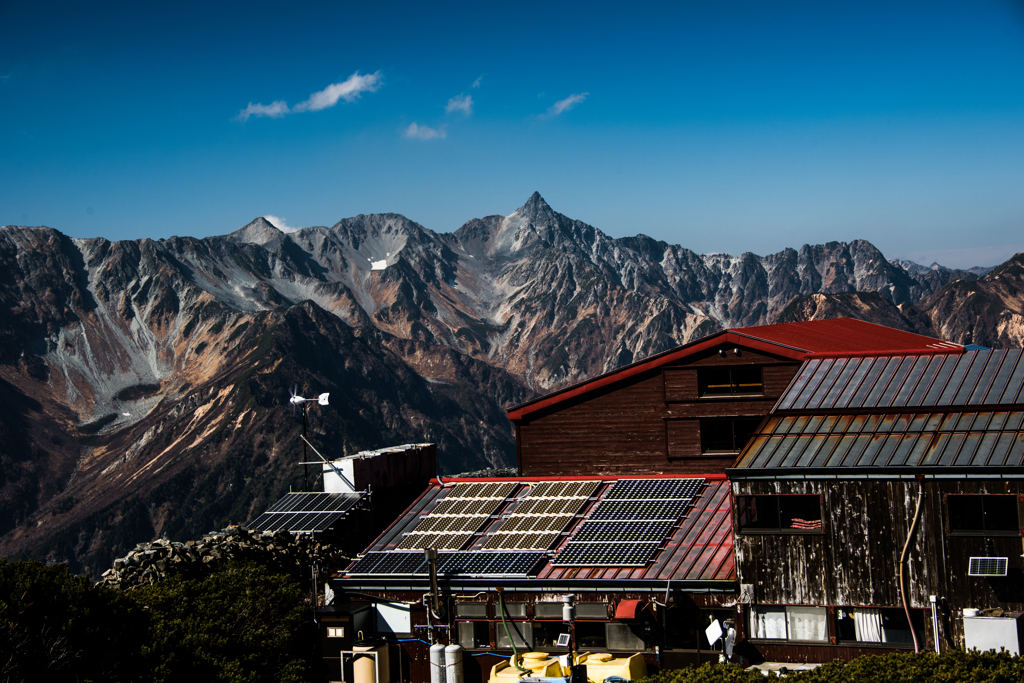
[289,384,330,406]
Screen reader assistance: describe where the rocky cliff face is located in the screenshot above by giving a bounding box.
[0,193,1010,575]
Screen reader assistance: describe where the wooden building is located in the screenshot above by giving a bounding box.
[325,474,736,683]
[728,350,1024,663]
[509,319,962,477]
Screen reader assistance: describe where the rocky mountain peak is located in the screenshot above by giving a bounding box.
[517,191,555,222]
[226,217,284,246]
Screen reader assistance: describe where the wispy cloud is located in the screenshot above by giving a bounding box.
[235,71,383,121]
[446,93,473,115]
[263,215,301,233]
[404,122,447,140]
[237,101,289,121]
[293,72,383,112]
[546,92,589,117]
[472,75,482,88]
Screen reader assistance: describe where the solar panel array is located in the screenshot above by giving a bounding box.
[553,478,705,567]
[348,551,543,577]
[397,482,516,550]
[484,480,598,550]
[247,492,364,532]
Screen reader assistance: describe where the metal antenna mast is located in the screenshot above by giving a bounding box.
[289,386,330,491]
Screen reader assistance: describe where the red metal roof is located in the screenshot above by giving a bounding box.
[733,318,963,357]
[507,319,961,421]
[341,475,735,585]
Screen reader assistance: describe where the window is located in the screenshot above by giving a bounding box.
[496,622,533,649]
[532,622,571,649]
[498,601,527,619]
[326,627,345,638]
[737,495,823,533]
[455,602,489,618]
[836,607,923,645]
[947,495,1019,536]
[605,623,646,651]
[458,621,491,649]
[750,606,827,642]
[534,603,561,619]
[698,366,763,396]
[701,418,761,453]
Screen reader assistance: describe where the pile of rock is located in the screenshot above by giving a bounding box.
[98,525,349,591]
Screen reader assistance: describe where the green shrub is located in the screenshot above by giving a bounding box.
[0,558,148,682]
[639,650,1024,683]
[130,561,313,683]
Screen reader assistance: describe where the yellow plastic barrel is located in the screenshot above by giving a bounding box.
[488,652,562,683]
[576,653,646,683]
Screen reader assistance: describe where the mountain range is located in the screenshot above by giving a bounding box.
[1,192,1022,575]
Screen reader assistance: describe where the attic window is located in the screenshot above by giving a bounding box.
[737,495,823,534]
[947,495,1019,536]
[698,366,763,397]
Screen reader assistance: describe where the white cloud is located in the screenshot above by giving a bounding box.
[235,71,382,121]
[547,92,589,116]
[446,93,473,115]
[263,215,301,233]
[236,100,289,122]
[293,71,383,112]
[472,75,482,88]
[404,122,447,140]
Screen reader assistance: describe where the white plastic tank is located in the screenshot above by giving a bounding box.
[445,644,464,683]
[430,642,447,683]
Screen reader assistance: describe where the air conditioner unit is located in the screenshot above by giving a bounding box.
[969,557,1008,577]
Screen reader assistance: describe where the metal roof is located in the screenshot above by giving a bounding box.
[246,491,366,532]
[777,350,1024,411]
[507,319,961,421]
[339,476,735,586]
[733,350,1024,472]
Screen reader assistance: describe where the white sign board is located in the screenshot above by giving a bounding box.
[376,602,412,634]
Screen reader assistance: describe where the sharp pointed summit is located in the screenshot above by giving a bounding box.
[516,191,555,222]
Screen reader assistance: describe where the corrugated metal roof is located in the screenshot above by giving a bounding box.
[777,350,1024,411]
[733,350,1024,471]
[342,476,735,584]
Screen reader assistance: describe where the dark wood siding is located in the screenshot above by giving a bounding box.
[667,420,700,459]
[516,343,799,476]
[664,369,698,401]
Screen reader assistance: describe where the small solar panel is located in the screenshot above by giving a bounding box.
[968,557,1008,577]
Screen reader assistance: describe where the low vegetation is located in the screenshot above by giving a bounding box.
[641,650,1024,683]
[0,558,316,683]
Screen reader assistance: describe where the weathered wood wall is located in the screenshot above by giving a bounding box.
[515,345,800,476]
[732,478,1024,651]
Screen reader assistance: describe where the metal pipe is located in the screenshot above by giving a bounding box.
[900,480,925,653]
[930,595,940,654]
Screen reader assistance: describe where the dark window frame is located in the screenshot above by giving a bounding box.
[736,494,825,535]
[700,417,763,454]
[698,366,764,397]
[945,494,1021,537]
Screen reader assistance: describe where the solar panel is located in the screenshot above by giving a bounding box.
[604,479,704,500]
[246,492,365,532]
[553,542,660,567]
[589,499,691,521]
[571,520,675,543]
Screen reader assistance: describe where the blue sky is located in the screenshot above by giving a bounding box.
[2,1,1023,268]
